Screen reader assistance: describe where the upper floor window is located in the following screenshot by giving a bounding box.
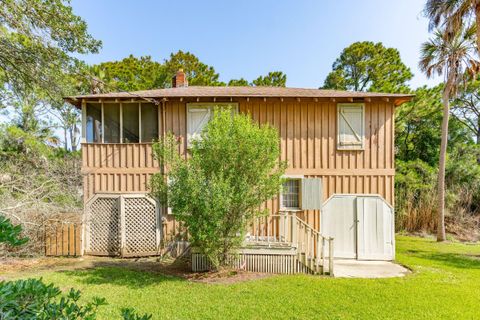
[186,103,238,147]
[85,102,158,143]
[86,103,102,143]
[337,103,364,150]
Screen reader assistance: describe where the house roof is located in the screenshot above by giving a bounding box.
[65,86,414,106]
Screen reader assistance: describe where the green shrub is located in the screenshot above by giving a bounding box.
[0,278,106,319]
[151,109,286,267]
[0,214,28,247]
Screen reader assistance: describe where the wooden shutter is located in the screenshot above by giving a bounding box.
[337,104,364,149]
[301,178,322,210]
[187,107,211,146]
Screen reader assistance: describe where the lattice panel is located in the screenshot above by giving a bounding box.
[124,197,158,254]
[88,197,120,255]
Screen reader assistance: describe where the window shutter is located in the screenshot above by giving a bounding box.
[338,104,364,149]
[187,107,211,146]
[301,178,322,210]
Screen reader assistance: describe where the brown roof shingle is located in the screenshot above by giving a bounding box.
[66,86,413,104]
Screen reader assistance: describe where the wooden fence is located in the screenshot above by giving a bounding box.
[45,221,82,257]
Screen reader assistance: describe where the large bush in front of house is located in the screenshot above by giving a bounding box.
[151,109,286,267]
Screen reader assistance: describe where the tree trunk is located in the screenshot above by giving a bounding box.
[476,1,480,55]
[63,127,68,152]
[477,117,480,164]
[437,84,451,242]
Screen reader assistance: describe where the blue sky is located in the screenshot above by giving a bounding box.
[71,0,440,90]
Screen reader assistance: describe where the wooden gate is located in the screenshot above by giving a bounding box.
[45,221,82,257]
[85,194,160,257]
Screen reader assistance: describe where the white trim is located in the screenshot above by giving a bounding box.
[81,101,87,143]
[280,176,303,211]
[138,102,142,143]
[321,193,393,210]
[337,103,365,151]
[101,102,105,143]
[119,103,123,143]
[186,102,239,148]
[187,102,239,110]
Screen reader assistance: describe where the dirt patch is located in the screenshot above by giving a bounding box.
[0,256,272,284]
[0,257,84,275]
[185,269,273,284]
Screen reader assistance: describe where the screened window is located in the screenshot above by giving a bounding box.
[103,103,120,143]
[86,103,102,143]
[141,103,158,142]
[337,103,364,150]
[281,179,301,210]
[122,103,139,143]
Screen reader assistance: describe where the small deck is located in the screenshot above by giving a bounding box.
[192,213,335,275]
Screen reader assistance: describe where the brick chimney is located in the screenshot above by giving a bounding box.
[172,69,188,88]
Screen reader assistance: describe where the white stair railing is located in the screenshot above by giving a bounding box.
[248,212,334,275]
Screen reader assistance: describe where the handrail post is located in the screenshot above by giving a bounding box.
[329,237,334,277]
[322,237,326,275]
[291,214,297,246]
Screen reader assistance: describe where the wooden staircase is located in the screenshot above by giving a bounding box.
[248,212,334,275]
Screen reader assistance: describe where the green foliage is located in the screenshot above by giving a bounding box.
[0,0,101,97]
[322,41,413,93]
[92,55,168,92]
[395,85,472,165]
[151,110,286,266]
[228,78,250,86]
[0,215,28,247]
[0,278,106,319]
[452,78,480,144]
[164,50,224,86]
[395,84,480,233]
[121,308,152,320]
[0,125,54,157]
[0,278,152,319]
[252,71,287,87]
[228,72,287,87]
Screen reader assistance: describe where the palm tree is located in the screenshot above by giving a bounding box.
[419,26,478,241]
[425,0,480,54]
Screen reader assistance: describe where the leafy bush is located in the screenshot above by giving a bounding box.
[0,214,28,247]
[0,278,153,320]
[0,278,106,319]
[151,109,286,267]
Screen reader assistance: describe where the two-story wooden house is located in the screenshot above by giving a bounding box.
[66,70,412,274]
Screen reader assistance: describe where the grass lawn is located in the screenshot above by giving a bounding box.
[5,235,480,319]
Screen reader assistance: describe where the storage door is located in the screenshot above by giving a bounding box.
[357,196,394,260]
[321,195,357,258]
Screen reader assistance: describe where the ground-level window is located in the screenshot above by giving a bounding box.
[281,179,301,210]
[280,177,323,211]
[186,103,238,147]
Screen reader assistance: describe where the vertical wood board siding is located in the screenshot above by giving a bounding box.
[82,99,395,240]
